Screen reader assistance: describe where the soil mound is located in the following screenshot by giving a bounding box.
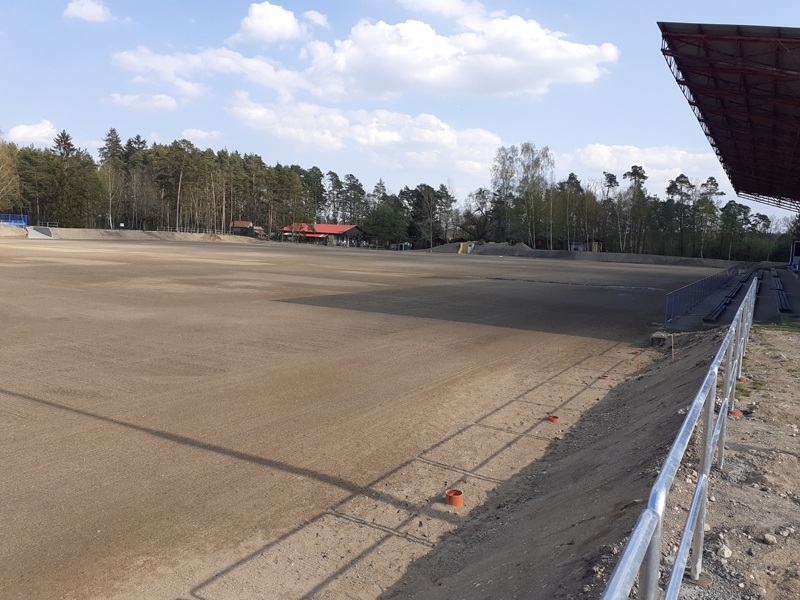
[432,241,737,268]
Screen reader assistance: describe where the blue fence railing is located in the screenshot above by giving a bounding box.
[0,214,28,227]
[664,265,739,326]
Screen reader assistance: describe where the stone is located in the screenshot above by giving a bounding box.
[763,533,778,545]
[717,544,733,558]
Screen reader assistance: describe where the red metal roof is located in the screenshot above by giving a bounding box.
[659,22,800,212]
[281,224,360,235]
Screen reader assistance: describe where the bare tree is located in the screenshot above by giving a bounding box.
[516,143,554,247]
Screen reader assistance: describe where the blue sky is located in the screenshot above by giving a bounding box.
[2,0,798,219]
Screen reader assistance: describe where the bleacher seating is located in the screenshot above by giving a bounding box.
[773,269,791,312]
[703,281,745,322]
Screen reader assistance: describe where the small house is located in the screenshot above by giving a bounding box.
[230,221,254,236]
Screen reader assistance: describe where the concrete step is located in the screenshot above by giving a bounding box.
[27,227,61,239]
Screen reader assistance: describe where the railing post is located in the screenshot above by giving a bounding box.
[640,521,662,600]
[690,380,715,581]
[718,335,735,470]
[735,315,745,380]
[671,293,675,322]
[665,294,670,327]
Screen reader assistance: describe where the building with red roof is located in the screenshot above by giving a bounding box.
[281,223,363,245]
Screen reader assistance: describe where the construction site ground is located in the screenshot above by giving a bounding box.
[0,237,796,600]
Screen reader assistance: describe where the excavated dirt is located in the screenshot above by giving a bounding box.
[383,324,800,600]
[1,238,787,600]
[653,322,800,600]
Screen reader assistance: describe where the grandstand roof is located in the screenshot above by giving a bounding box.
[659,22,800,213]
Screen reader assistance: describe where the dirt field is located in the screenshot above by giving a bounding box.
[0,239,722,600]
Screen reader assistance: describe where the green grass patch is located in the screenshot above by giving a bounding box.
[754,316,800,333]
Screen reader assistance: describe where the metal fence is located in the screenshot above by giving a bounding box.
[664,266,739,326]
[601,277,757,600]
[156,226,229,235]
[1,214,28,226]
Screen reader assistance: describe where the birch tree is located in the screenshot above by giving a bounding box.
[516,143,553,247]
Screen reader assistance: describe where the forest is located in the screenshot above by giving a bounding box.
[0,127,797,261]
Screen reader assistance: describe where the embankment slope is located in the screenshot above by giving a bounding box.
[383,331,724,600]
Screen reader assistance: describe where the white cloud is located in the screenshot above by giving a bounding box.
[7,120,57,145]
[397,0,482,17]
[109,93,178,111]
[181,128,222,141]
[560,143,728,198]
[227,91,500,177]
[113,11,617,101]
[63,0,123,22]
[301,15,618,98]
[227,2,307,44]
[111,46,311,100]
[303,10,329,28]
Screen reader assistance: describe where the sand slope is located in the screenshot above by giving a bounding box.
[51,227,265,244]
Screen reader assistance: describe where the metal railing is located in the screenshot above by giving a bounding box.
[156,226,229,235]
[601,277,757,600]
[37,221,58,228]
[664,266,739,326]
[1,214,28,226]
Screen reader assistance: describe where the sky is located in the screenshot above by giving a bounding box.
[2,0,799,220]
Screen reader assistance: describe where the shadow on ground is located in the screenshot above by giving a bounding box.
[279,279,665,342]
[378,331,723,600]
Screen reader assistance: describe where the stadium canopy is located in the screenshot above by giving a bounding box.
[659,21,800,213]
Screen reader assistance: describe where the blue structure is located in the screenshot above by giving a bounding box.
[0,214,28,227]
[789,239,800,274]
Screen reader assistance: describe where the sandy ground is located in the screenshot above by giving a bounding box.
[0,225,27,238]
[655,323,800,600]
[0,239,726,600]
[382,321,800,600]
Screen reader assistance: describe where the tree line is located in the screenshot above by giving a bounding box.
[0,128,797,260]
[465,144,797,261]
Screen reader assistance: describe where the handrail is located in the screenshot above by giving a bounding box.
[602,277,757,600]
[664,265,739,325]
